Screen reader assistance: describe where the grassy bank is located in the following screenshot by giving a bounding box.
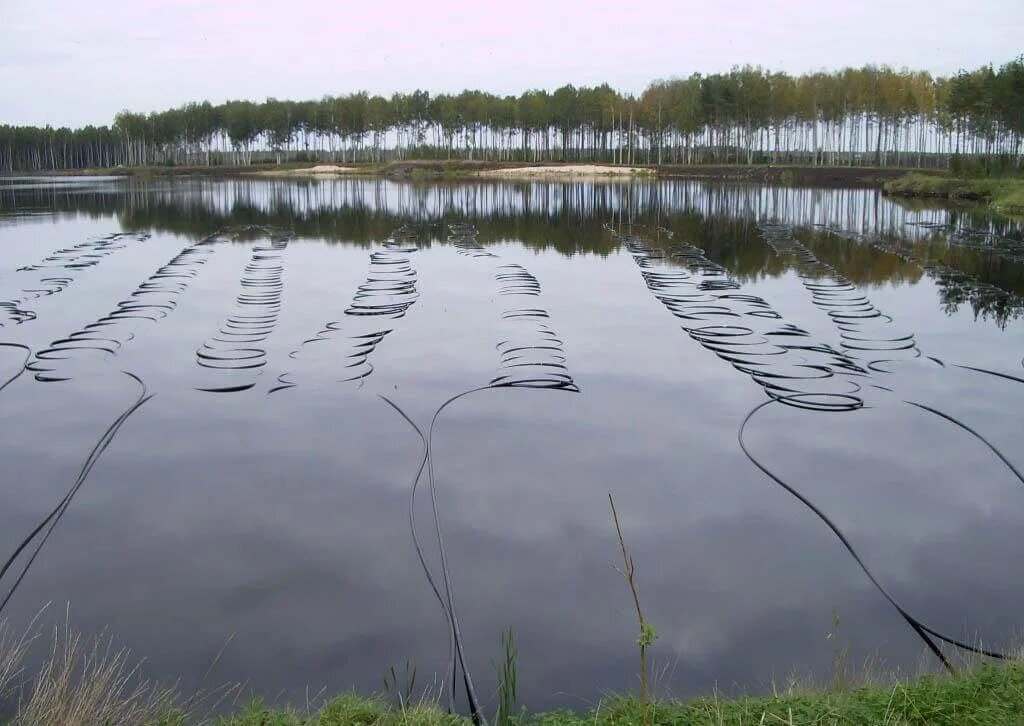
[5,621,1024,725]
[203,662,1024,725]
[11,662,1024,725]
[884,173,1024,214]
[3,619,1024,724]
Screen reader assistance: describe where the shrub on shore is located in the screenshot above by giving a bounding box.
[884,173,1024,214]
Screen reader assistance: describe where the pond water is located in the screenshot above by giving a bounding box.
[1,175,1023,711]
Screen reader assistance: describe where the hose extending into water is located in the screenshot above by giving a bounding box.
[0,371,152,614]
[380,389,489,724]
[425,387,491,724]
[738,394,1007,672]
[378,395,448,616]
[0,342,31,394]
[905,401,1024,489]
[375,222,575,722]
[954,364,1024,386]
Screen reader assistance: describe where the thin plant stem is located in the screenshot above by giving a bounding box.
[609,492,655,726]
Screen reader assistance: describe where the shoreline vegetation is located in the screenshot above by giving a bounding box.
[205,661,1024,725]
[9,657,1024,725]
[214,662,1024,725]
[882,173,1024,214]
[2,619,1023,726]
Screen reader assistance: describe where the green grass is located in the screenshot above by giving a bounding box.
[994,186,1024,214]
[884,173,1024,214]
[3,616,1024,724]
[207,695,465,726]
[200,662,1024,726]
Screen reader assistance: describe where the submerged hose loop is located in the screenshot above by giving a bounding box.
[613,222,1015,668]
[276,230,421,393]
[195,235,289,393]
[2,233,150,327]
[29,242,214,383]
[756,222,922,369]
[609,224,870,411]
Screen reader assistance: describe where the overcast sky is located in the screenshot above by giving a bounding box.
[2,0,1022,128]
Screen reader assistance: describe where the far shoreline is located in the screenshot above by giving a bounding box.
[1,160,921,188]
[9,161,1020,215]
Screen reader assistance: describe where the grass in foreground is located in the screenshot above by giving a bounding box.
[207,662,1024,726]
[206,695,464,726]
[884,173,1024,214]
[4,617,1024,724]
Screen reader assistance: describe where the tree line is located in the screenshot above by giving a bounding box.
[2,57,1022,172]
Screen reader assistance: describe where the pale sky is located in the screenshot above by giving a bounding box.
[2,0,1021,128]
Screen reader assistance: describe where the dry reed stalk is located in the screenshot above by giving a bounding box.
[609,493,656,726]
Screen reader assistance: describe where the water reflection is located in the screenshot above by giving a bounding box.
[0,177,1022,712]
[4,176,1022,321]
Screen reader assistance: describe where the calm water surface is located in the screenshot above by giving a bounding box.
[1,176,1023,710]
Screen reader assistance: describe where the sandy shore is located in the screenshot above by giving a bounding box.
[256,164,359,177]
[473,164,654,179]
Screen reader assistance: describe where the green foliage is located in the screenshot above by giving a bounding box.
[993,186,1024,214]
[636,623,657,649]
[950,154,1021,178]
[494,628,519,726]
[213,698,304,726]
[317,694,393,725]
[213,694,468,726]
[149,708,190,726]
[206,663,1024,725]
[885,173,1024,214]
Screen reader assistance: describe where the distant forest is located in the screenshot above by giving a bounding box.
[2,58,1022,172]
